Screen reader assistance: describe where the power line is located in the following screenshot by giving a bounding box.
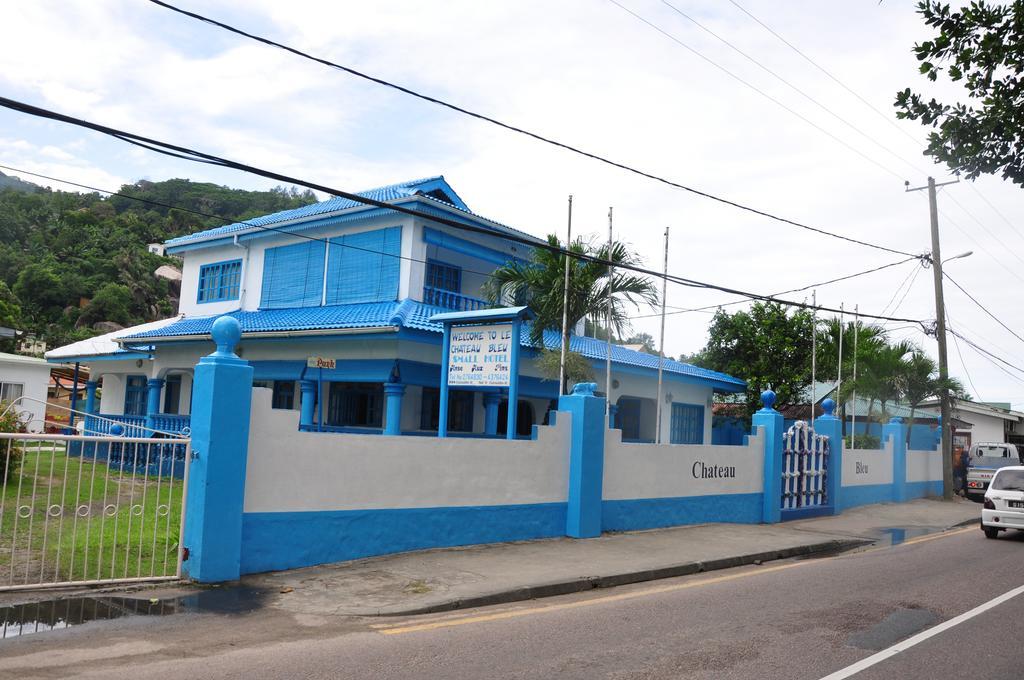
[634,254,919,319]
[945,304,983,400]
[726,0,1024,282]
[655,0,926,180]
[943,272,1024,346]
[948,328,1024,381]
[142,0,919,259]
[0,163,500,281]
[608,0,904,182]
[0,95,927,327]
[726,0,923,148]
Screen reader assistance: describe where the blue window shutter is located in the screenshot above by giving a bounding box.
[670,403,705,445]
[198,259,242,303]
[325,227,401,305]
[260,241,326,308]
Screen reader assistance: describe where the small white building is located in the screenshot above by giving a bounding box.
[919,399,1024,450]
[0,351,51,432]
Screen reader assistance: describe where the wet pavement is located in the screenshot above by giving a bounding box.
[0,586,269,639]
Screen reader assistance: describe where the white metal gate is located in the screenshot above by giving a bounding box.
[0,430,190,591]
[781,420,830,514]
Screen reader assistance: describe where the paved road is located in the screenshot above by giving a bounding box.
[1,524,1022,679]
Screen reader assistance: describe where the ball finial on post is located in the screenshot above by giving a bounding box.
[760,389,777,410]
[211,316,242,357]
[821,398,836,417]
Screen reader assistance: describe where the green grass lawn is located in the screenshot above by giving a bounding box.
[0,445,184,585]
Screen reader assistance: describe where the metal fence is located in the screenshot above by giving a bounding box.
[781,421,830,512]
[0,432,190,591]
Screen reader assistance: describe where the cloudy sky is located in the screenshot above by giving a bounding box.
[2,0,1022,405]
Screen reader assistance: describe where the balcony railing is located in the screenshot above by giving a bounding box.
[423,286,488,312]
[151,413,191,435]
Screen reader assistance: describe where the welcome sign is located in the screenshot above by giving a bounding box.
[447,323,514,387]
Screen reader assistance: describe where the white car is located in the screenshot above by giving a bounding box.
[981,465,1024,539]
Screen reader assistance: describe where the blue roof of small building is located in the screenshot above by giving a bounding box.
[119,300,745,390]
[165,176,541,248]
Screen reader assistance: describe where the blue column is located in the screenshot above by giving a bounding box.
[506,320,522,440]
[813,398,842,514]
[484,392,501,436]
[560,382,606,538]
[299,380,316,430]
[438,324,452,438]
[145,378,165,431]
[383,383,405,436]
[883,417,908,503]
[608,403,619,429]
[182,316,254,583]
[752,390,784,524]
[84,380,99,415]
[68,362,81,428]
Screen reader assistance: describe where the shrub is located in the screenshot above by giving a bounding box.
[0,401,26,483]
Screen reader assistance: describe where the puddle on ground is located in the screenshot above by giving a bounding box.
[875,526,941,546]
[794,526,948,561]
[0,586,268,640]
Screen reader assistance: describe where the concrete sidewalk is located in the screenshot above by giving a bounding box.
[241,498,978,616]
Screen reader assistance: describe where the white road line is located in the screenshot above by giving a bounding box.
[819,582,1024,679]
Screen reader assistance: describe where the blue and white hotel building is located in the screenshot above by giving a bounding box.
[46,177,744,442]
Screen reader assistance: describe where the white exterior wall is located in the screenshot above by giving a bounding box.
[842,440,895,487]
[177,215,416,317]
[906,448,943,483]
[243,389,571,513]
[607,371,713,444]
[0,357,50,432]
[963,412,1006,443]
[602,426,764,500]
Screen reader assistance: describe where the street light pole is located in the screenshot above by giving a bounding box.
[907,176,959,501]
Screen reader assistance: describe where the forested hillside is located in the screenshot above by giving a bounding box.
[0,175,317,351]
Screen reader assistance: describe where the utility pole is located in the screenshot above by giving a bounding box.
[907,176,959,501]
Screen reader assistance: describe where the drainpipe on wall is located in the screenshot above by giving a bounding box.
[232,235,249,308]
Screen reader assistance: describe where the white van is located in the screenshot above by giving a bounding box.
[966,443,1023,500]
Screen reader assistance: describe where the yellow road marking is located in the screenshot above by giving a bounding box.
[379,524,976,636]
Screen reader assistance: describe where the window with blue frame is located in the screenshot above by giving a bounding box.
[425,260,462,292]
[326,382,383,428]
[124,375,147,417]
[197,259,242,303]
[325,227,401,305]
[670,403,705,445]
[420,387,474,432]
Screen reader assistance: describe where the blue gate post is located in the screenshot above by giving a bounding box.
[753,390,783,524]
[813,398,843,513]
[883,417,908,503]
[560,382,606,538]
[182,316,254,583]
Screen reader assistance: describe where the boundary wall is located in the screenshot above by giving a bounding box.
[179,321,947,582]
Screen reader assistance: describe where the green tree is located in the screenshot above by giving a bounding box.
[79,283,134,328]
[901,350,964,444]
[624,332,657,354]
[693,302,814,418]
[483,235,659,390]
[895,1,1024,185]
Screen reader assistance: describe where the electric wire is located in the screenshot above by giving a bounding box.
[727,0,1024,280]
[0,163,502,281]
[945,304,984,400]
[632,255,919,319]
[0,97,928,326]
[142,0,919,259]
[943,272,1024,346]
[608,0,904,182]
[656,0,927,180]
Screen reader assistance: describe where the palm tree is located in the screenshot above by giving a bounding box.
[482,234,659,390]
[900,350,964,445]
[847,340,916,424]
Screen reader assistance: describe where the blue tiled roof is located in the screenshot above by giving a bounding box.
[165,176,541,247]
[120,301,744,389]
